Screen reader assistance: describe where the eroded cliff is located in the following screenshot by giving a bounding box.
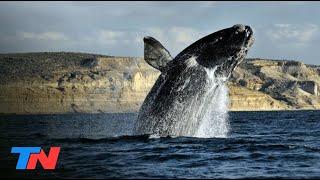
[229,59,320,111]
[0,53,319,114]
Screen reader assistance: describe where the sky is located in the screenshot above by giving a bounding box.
[0,1,320,65]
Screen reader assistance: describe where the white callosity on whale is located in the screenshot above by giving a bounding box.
[133,24,254,137]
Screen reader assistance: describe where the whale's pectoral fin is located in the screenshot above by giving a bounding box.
[144,36,173,71]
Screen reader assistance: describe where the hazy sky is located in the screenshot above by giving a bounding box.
[0,1,320,65]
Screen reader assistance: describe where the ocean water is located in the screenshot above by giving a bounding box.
[1,111,320,178]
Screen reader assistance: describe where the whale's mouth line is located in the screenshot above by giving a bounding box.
[209,26,254,54]
[210,26,254,78]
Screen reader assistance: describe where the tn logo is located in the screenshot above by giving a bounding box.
[11,147,61,170]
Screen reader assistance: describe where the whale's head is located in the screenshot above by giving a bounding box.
[175,24,254,77]
[143,24,254,78]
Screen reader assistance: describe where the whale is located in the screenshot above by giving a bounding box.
[133,24,254,137]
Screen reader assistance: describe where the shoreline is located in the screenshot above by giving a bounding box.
[1,109,319,116]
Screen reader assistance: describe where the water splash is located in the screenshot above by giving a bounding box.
[175,67,230,138]
[194,68,230,138]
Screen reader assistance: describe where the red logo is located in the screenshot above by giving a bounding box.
[11,147,61,170]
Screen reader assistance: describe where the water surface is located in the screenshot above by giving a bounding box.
[1,111,319,178]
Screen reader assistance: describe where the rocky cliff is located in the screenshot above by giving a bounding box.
[0,52,319,114]
[229,59,320,111]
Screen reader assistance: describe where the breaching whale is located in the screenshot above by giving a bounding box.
[133,24,254,137]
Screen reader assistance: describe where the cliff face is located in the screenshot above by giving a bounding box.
[229,59,320,111]
[0,53,319,114]
[0,53,159,114]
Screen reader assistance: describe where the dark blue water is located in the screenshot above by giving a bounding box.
[1,111,320,178]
